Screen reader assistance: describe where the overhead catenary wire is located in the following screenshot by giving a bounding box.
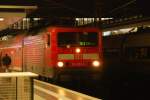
[108,0,136,14]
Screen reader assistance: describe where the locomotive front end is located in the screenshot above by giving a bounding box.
[54,27,103,77]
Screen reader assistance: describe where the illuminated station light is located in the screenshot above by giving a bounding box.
[0,18,4,21]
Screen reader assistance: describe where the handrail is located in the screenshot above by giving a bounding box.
[0,72,38,100]
[34,79,102,100]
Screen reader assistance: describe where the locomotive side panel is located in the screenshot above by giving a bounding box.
[23,35,45,75]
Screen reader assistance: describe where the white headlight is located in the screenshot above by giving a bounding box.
[57,62,64,68]
[76,48,80,53]
[92,60,100,67]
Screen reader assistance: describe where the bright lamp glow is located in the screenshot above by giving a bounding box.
[57,62,64,68]
[0,18,4,21]
[76,48,80,53]
[92,60,100,67]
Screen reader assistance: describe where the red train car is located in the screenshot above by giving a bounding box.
[0,27,103,79]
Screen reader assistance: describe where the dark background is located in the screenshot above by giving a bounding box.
[0,0,149,17]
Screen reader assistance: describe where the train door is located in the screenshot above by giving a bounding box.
[43,33,54,78]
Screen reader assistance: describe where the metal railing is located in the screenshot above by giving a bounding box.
[0,72,38,100]
[34,79,102,100]
[0,72,101,100]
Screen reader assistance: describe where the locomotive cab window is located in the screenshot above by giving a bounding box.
[57,32,98,47]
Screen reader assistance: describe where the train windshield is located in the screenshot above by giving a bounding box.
[57,32,98,47]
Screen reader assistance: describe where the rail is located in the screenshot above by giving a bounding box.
[34,79,102,100]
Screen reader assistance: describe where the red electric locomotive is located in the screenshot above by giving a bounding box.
[0,27,103,79]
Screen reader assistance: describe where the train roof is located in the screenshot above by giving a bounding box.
[47,26,101,31]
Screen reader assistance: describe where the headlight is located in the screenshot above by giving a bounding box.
[75,48,81,53]
[57,62,64,68]
[92,60,100,67]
